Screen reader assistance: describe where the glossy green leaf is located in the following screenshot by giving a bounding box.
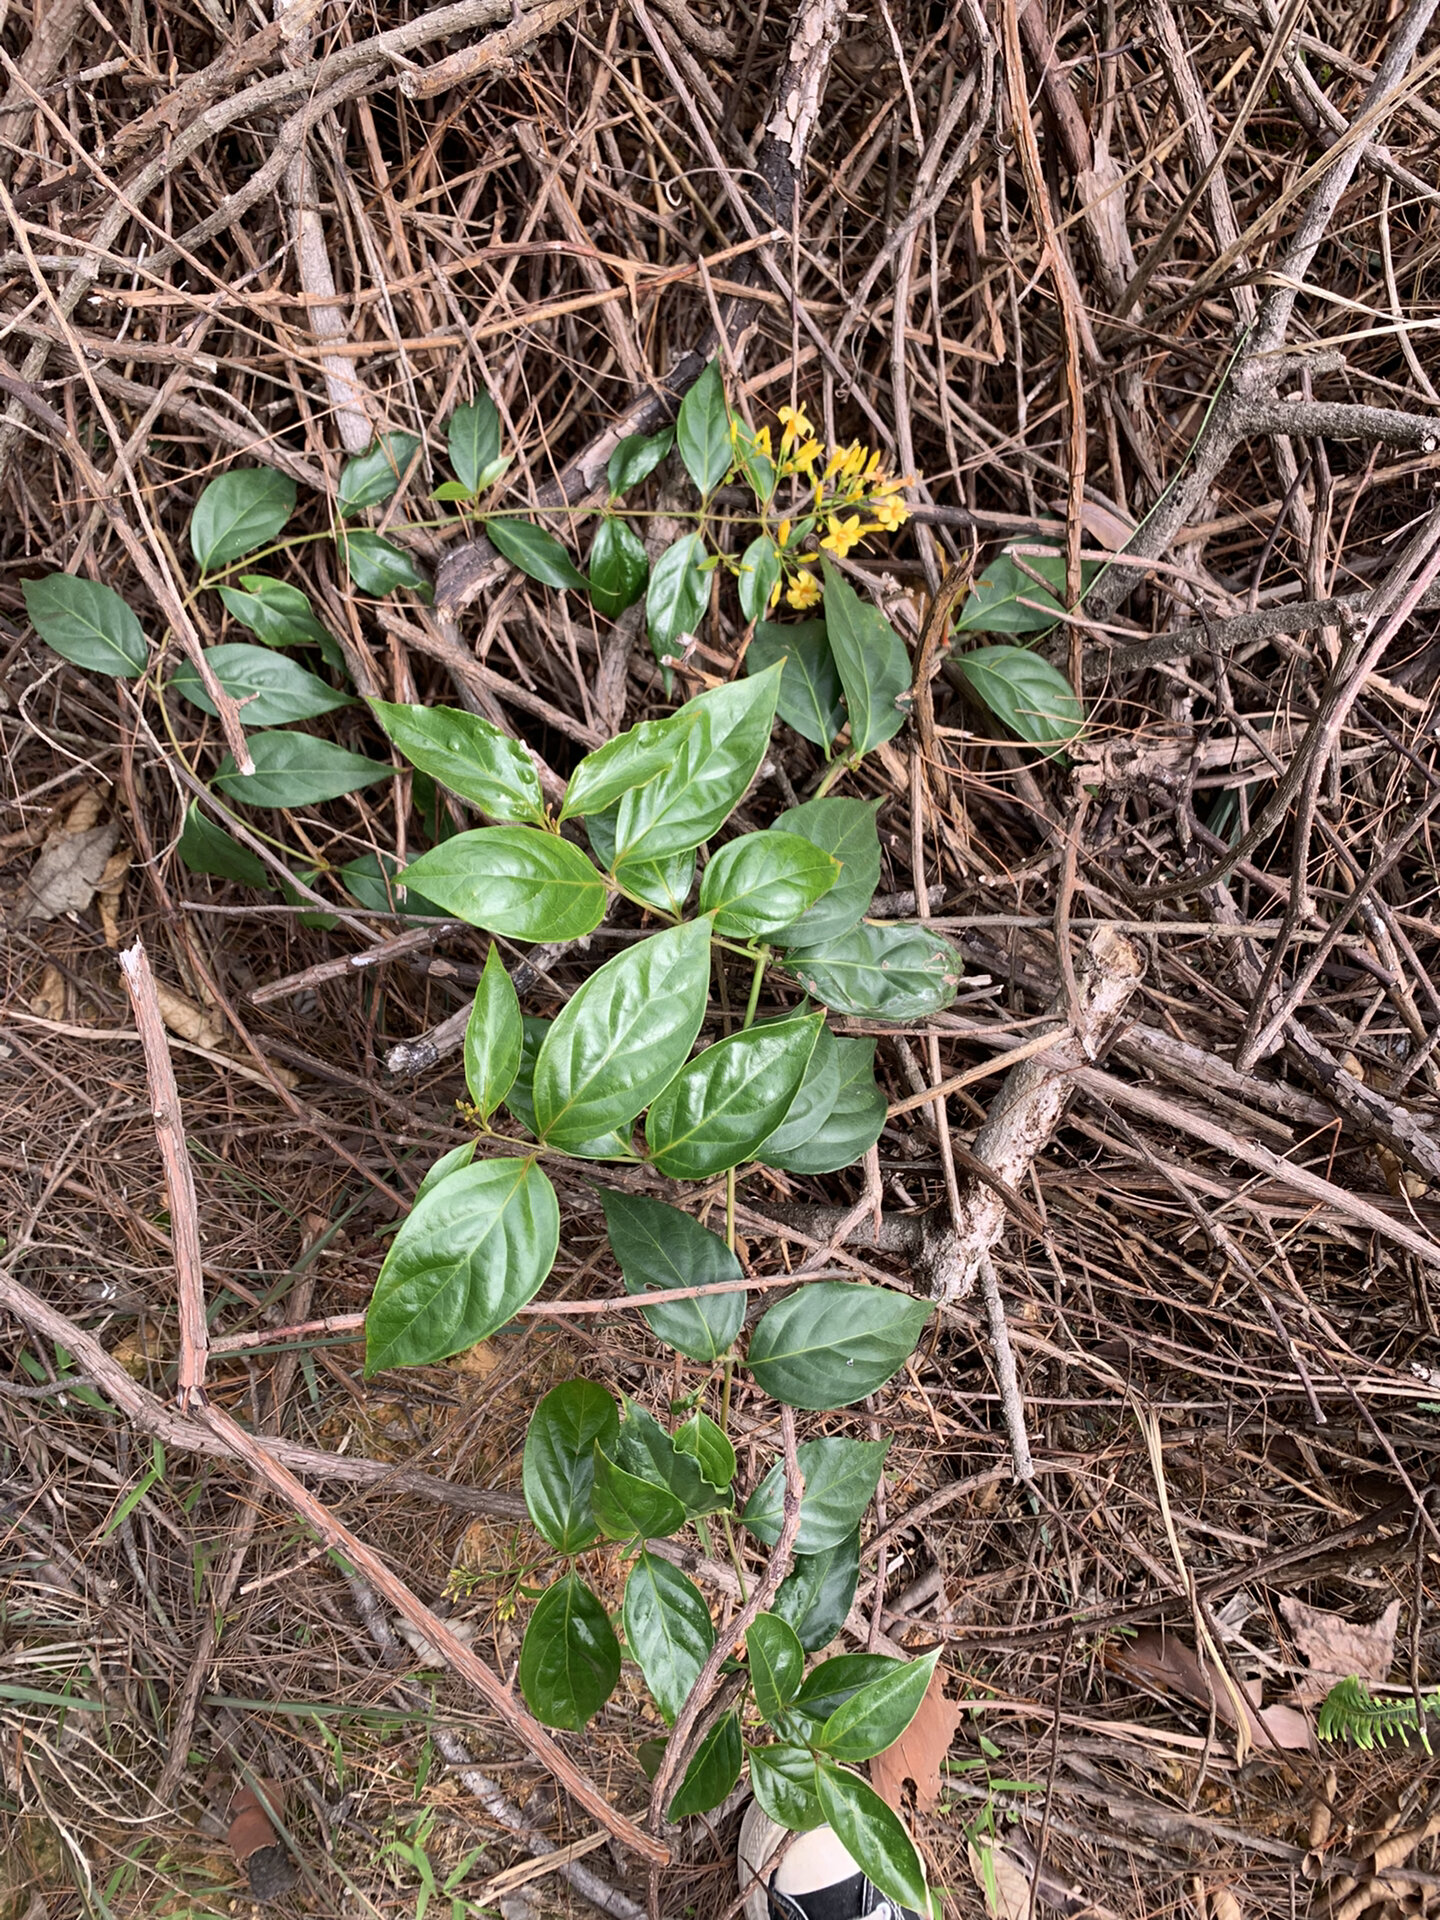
[668,1711,742,1819]
[600,1190,746,1365]
[464,945,523,1120]
[747,620,845,749]
[176,800,271,890]
[485,516,588,591]
[784,921,963,1020]
[412,1140,476,1209]
[613,669,781,868]
[397,828,607,941]
[588,517,649,619]
[954,645,1083,753]
[674,1411,736,1489]
[772,1531,861,1654]
[532,920,710,1151]
[505,1015,550,1136]
[759,1036,886,1176]
[449,396,502,495]
[364,1158,559,1372]
[793,1653,902,1722]
[676,359,730,495]
[646,532,709,662]
[623,1552,714,1725]
[770,797,881,947]
[747,1613,804,1726]
[613,847,696,916]
[25,573,148,679]
[737,536,781,623]
[955,547,1065,635]
[817,1649,942,1762]
[818,559,910,755]
[171,644,349,725]
[278,866,337,930]
[747,1283,932,1411]
[340,850,445,919]
[732,426,776,508]
[338,530,429,596]
[190,469,296,572]
[592,1445,687,1542]
[370,701,546,825]
[749,1745,824,1832]
[523,1380,618,1552]
[815,1764,929,1915]
[212,732,389,808]
[645,1012,822,1180]
[219,576,341,664]
[560,706,699,823]
[700,831,839,938]
[585,804,697,913]
[338,432,420,516]
[433,479,475,503]
[754,1020,839,1158]
[613,1402,729,1520]
[607,426,674,497]
[743,1437,889,1554]
[519,1574,620,1730]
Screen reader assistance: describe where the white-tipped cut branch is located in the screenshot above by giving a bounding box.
[117,938,209,1410]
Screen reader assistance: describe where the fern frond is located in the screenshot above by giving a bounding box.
[1317,1676,1440,1751]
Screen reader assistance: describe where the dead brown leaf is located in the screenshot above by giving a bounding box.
[153,981,225,1051]
[1279,1595,1400,1705]
[96,845,132,948]
[452,1340,502,1378]
[1106,1629,1311,1752]
[11,817,120,923]
[29,964,68,1023]
[870,1664,962,1812]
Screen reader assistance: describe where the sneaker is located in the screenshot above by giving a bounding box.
[737,1799,922,1920]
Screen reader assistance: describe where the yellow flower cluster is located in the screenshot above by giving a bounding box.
[763,408,913,610]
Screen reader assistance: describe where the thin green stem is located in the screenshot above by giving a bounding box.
[741,946,769,1029]
[810,752,860,799]
[719,1511,749,1606]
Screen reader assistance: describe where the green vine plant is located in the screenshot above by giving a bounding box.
[22,358,1084,927]
[18,365,1097,1916]
[1317,1676,1440,1751]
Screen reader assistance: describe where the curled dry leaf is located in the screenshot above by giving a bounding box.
[30,964,68,1023]
[10,816,120,924]
[1106,1629,1311,1752]
[869,1662,962,1812]
[153,980,225,1051]
[1279,1595,1400,1705]
[396,1611,479,1667]
[226,1778,297,1902]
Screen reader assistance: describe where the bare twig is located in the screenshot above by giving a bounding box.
[117,939,209,1410]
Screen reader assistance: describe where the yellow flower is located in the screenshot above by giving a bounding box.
[778,404,813,451]
[787,569,821,610]
[820,513,865,558]
[776,518,792,547]
[839,441,867,482]
[874,472,912,497]
[753,424,773,458]
[870,496,909,532]
[864,448,884,480]
[768,575,783,611]
[792,437,822,475]
[823,445,846,482]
